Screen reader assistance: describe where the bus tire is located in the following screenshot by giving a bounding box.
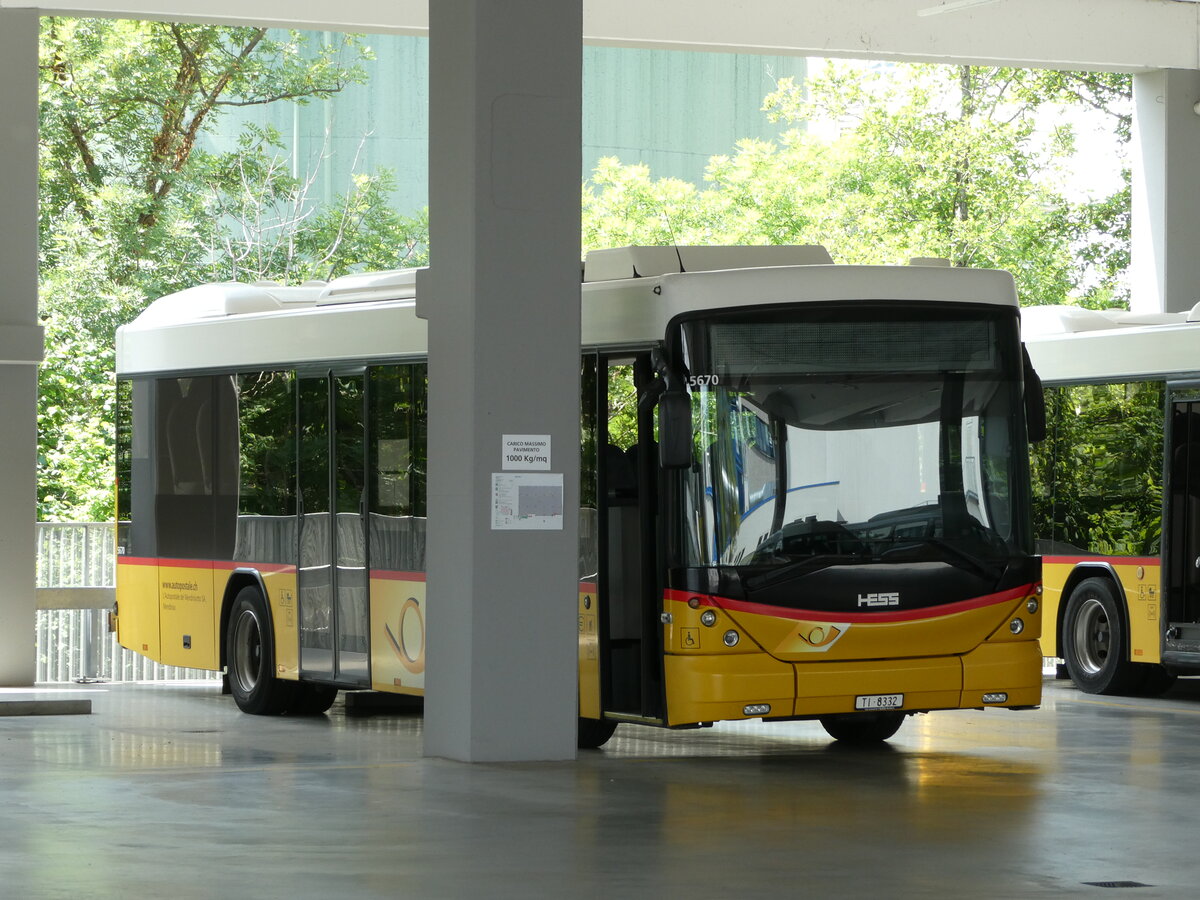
[288,683,339,716]
[819,711,905,743]
[226,586,295,715]
[577,716,618,749]
[1062,577,1140,695]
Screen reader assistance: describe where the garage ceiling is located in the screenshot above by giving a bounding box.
[9,0,1198,72]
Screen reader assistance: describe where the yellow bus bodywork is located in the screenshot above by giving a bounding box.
[661,586,1043,727]
[116,558,299,679]
[369,574,427,694]
[120,560,1041,729]
[578,582,601,720]
[1040,556,1161,664]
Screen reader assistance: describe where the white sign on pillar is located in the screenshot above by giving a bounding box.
[501,434,552,470]
[495,434,562,529]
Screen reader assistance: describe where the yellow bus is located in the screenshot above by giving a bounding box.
[114,246,1044,746]
[1024,303,1200,695]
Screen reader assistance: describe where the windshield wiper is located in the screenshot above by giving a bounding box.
[743,554,863,592]
[879,537,1003,581]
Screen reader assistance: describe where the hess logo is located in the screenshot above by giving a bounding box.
[858,592,900,608]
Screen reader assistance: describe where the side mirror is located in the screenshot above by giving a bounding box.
[657,390,693,469]
[1022,346,1046,443]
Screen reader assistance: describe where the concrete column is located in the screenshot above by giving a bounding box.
[1131,69,1200,315]
[0,9,44,685]
[423,1,582,761]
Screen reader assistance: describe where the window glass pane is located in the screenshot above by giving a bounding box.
[580,355,598,580]
[116,379,133,524]
[233,371,296,565]
[154,376,216,558]
[678,307,1028,578]
[334,374,366,516]
[157,377,214,498]
[334,374,368,659]
[1033,382,1164,556]
[236,371,296,517]
[368,365,427,573]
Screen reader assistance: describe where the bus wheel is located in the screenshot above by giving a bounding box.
[819,712,905,743]
[577,717,618,750]
[227,586,295,715]
[288,684,339,716]
[1062,577,1139,695]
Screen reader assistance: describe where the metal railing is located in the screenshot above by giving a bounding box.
[35,522,219,684]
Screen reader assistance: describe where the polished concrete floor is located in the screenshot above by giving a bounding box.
[1,678,1199,899]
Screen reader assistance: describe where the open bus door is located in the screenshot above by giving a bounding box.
[596,355,666,726]
[1165,387,1200,666]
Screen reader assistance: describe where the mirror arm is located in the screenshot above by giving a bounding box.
[638,376,666,415]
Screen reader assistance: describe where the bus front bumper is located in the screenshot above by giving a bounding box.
[663,641,1043,727]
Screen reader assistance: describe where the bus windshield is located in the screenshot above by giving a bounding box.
[677,305,1029,583]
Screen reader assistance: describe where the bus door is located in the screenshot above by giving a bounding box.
[599,356,664,722]
[297,370,370,686]
[1165,390,1200,654]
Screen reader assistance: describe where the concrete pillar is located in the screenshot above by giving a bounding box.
[423,1,582,761]
[0,9,44,685]
[1131,69,1200,315]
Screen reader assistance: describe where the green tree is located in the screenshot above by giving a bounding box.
[40,19,366,263]
[187,126,429,284]
[37,19,426,520]
[584,61,1131,309]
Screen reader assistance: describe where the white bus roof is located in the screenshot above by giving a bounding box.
[117,247,1020,377]
[1022,302,1200,385]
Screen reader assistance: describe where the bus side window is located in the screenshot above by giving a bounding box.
[235,371,296,565]
[368,364,428,574]
[154,375,238,560]
[162,378,210,496]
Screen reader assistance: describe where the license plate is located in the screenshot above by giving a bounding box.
[855,693,903,711]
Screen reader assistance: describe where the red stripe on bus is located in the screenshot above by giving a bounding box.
[117,557,295,575]
[664,584,1034,624]
[115,561,585,587]
[370,570,428,582]
[1042,555,1159,567]
[158,558,212,569]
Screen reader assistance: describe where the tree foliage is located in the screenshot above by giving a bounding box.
[584,61,1131,309]
[40,19,365,245]
[38,19,427,520]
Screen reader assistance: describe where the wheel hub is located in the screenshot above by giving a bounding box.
[1073,596,1110,676]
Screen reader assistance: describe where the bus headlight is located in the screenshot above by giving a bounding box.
[1009,618,1025,635]
[700,610,717,627]
[723,630,740,647]
[1026,596,1039,615]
